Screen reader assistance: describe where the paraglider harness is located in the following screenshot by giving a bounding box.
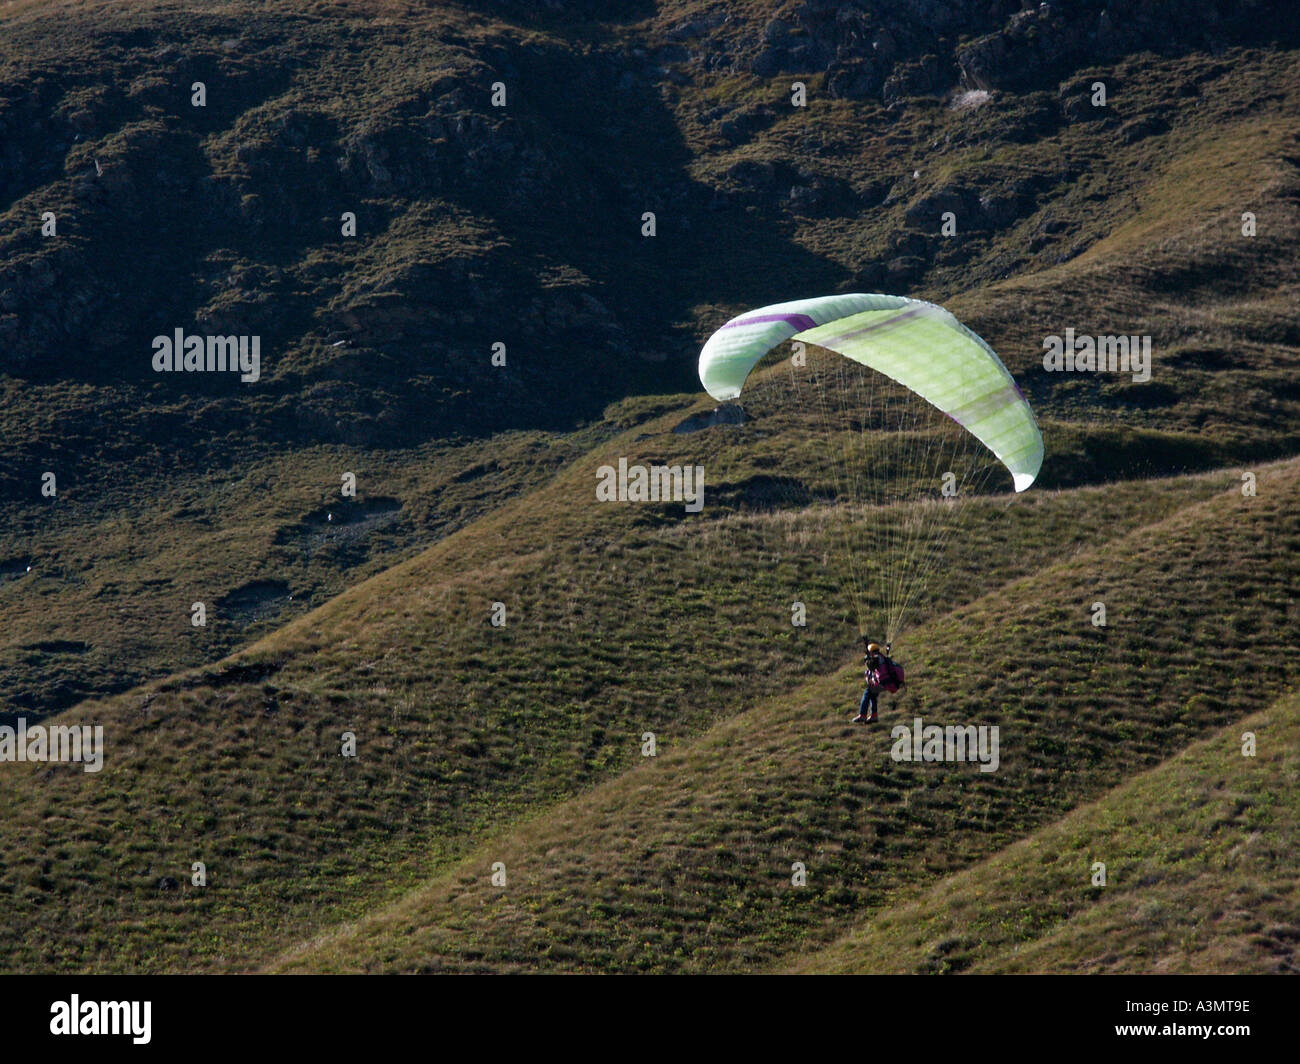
[863,637,905,693]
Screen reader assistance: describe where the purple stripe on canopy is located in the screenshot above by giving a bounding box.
[947,383,1022,428]
[723,312,818,331]
[803,305,926,347]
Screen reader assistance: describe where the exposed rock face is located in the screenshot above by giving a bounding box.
[826,59,884,100]
[956,0,1286,93]
[717,0,1290,106]
[882,54,945,105]
[904,186,973,231]
[0,0,1292,444]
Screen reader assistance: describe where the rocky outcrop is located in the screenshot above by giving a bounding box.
[686,0,1292,108]
[903,183,1033,233]
[958,0,1287,93]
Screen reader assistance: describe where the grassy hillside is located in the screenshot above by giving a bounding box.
[0,405,1256,972]
[0,428,623,721]
[785,689,1300,975]
[258,458,1297,973]
[2,0,1298,728]
[5,442,1284,974]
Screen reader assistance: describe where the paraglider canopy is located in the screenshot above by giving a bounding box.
[697,294,1043,491]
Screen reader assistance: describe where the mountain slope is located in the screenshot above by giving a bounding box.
[266,458,1298,973]
[784,688,1300,974]
[2,0,1298,977]
[3,1,1298,731]
[0,399,1252,973]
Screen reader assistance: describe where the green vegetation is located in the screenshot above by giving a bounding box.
[787,689,1300,974]
[260,458,1298,973]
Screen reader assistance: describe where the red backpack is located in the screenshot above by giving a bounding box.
[878,657,905,693]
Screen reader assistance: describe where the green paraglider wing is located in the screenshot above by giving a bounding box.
[697,294,1044,492]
